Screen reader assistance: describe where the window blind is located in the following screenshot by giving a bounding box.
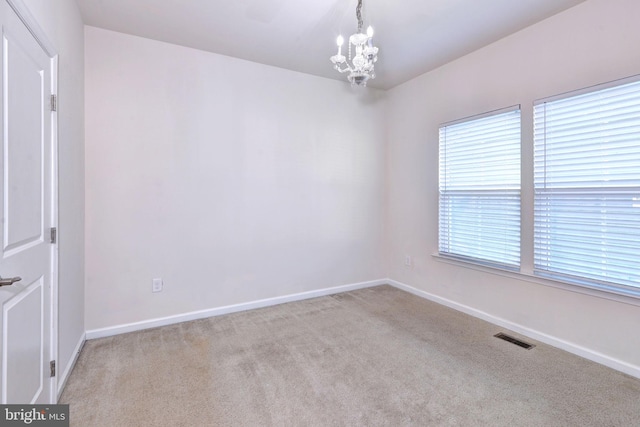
[439,107,521,268]
[534,78,640,294]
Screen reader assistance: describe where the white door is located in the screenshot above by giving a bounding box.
[0,1,55,404]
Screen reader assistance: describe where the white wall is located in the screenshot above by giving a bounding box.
[84,27,387,331]
[386,0,640,375]
[20,0,85,394]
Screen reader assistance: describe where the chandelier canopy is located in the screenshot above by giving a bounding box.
[330,0,379,87]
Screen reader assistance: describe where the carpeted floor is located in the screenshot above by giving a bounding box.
[60,285,640,426]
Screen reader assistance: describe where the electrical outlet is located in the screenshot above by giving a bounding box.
[152,278,163,293]
[404,255,412,267]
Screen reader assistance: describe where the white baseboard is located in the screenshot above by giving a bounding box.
[85,279,386,340]
[57,333,86,400]
[387,279,640,380]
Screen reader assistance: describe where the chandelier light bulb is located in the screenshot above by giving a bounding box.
[367,26,373,37]
[337,35,344,47]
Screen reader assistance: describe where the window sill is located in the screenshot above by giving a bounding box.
[432,253,640,308]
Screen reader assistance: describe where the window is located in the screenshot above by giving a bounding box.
[439,107,521,269]
[534,78,640,296]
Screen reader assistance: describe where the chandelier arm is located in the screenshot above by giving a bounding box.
[356,0,363,33]
[334,64,352,74]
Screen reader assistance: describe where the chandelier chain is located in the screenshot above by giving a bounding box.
[356,0,363,33]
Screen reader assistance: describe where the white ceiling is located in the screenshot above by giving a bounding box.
[75,0,586,89]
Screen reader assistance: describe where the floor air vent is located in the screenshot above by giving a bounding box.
[494,333,535,350]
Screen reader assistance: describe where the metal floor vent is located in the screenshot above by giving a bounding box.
[494,333,535,350]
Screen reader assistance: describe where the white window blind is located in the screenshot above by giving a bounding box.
[534,78,640,295]
[439,107,521,269]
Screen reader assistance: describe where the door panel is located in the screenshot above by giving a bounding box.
[0,0,53,404]
[3,278,43,403]
[4,27,44,253]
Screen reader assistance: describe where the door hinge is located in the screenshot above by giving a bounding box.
[50,227,57,244]
[50,94,57,112]
[50,360,56,377]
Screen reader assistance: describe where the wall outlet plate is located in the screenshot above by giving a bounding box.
[152,278,163,293]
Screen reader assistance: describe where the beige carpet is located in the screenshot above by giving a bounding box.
[61,285,640,426]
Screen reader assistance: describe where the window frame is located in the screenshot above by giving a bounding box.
[438,105,522,271]
[532,75,640,299]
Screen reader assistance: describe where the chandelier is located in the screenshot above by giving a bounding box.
[330,0,379,87]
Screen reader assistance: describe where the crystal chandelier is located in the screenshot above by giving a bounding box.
[330,0,379,87]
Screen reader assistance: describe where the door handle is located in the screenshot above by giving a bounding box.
[0,276,21,287]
